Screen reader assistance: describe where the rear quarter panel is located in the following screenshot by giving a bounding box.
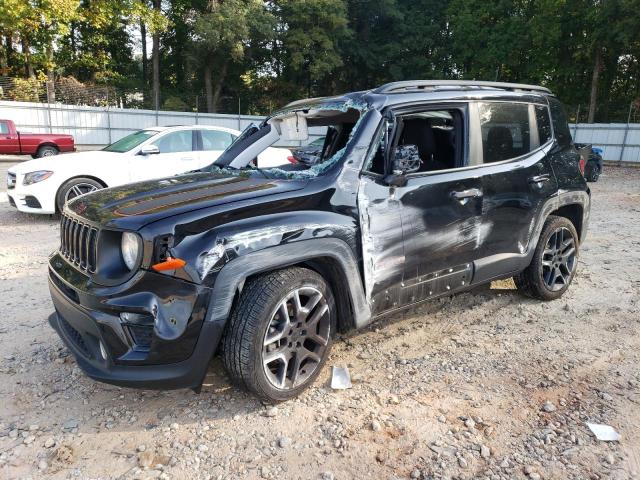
[18,133,75,154]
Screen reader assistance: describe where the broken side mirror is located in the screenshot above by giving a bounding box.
[384,144,422,187]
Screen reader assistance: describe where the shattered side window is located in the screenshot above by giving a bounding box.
[204,99,369,180]
[264,103,368,179]
[362,122,387,175]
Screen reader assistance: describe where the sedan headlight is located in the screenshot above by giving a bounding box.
[23,170,53,185]
[121,232,141,270]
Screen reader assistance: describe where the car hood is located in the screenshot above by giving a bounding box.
[9,150,121,174]
[66,172,308,230]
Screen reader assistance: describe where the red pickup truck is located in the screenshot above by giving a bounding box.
[0,119,75,158]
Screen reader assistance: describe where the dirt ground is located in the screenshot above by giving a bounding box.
[0,161,638,480]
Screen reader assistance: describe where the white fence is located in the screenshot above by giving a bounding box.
[569,123,639,163]
[1,100,638,162]
[0,100,324,149]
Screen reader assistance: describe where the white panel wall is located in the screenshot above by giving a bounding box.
[7,99,638,161]
[570,123,640,163]
[0,100,325,148]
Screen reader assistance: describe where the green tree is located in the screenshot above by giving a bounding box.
[272,0,351,99]
[191,0,276,112]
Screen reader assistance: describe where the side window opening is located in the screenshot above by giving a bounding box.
[323,123,355,160]
[0,122,8,135]
[362,122,388,175]
[392,109,464,174]
[154,130,194,154]
[547,97,572,147]
[200,130,234,151]
[535,105,552,145]
[478,102,532,164]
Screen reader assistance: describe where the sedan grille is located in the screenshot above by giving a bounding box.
[60,214,98,273]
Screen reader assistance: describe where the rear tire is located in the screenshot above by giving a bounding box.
[56,177,103,212]
[586,164,600,182]
[514,215,579,301]
[36,145,58,158]
[221,267,335,402]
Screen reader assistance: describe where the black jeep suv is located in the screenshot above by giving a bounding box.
[48,80,590,402]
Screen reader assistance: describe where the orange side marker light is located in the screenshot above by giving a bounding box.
[151,257,186,272]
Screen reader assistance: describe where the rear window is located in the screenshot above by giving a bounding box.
[548,97,572,146]
[201,129,234,151]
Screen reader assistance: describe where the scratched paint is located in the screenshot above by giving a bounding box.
[197,224,336,278]
[357,178,406,311]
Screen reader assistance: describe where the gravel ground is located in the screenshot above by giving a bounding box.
[0,162,639,480]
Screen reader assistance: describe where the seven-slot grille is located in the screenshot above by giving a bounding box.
[60,214,98,273]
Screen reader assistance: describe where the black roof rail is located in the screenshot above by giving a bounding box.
[372,80,551,95]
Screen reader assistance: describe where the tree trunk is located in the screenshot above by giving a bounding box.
[4,35,13,70]
[21,37,34,78]
[0,37,7,70]
[151,0,161,110]
[70,24,78,78]
[599,52,618,122]
[204,62,213,112]
[140,21,148,104]
[211,60,228,113]
[587,48,602,123]
[45,44,55,103]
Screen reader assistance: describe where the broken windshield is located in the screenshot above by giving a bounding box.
[209,100,368,179]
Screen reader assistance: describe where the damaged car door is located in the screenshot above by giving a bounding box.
[358,104,482,315]
[467,101,559,283]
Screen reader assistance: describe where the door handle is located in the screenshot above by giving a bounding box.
[529,174,550,184]
[450,188,483,203]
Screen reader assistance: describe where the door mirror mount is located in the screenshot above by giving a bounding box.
[383,172,408,188]
[139,145,160,155]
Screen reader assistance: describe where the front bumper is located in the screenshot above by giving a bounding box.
[48,255,222,390]
[6,175,57,214]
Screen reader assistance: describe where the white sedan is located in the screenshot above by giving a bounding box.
[6,125,293,214]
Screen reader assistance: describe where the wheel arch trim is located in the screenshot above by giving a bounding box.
[37,142,60,151]
[59,174,109,188]
[204,238,371,330]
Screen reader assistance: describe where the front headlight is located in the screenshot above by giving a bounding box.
[121,232,141,270]
[23,170,53,185]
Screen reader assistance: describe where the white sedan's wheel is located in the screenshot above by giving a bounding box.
[56,177,103,212]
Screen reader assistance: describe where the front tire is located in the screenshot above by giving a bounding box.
[56,177,103,212]
[222,267,336,402]
[514,215,579,301]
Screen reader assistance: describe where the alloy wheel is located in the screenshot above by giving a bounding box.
[541,227,576,291]
[262,287,330,390]
[65,183,100,203]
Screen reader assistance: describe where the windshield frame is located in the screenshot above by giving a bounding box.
[103,129,159,153]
